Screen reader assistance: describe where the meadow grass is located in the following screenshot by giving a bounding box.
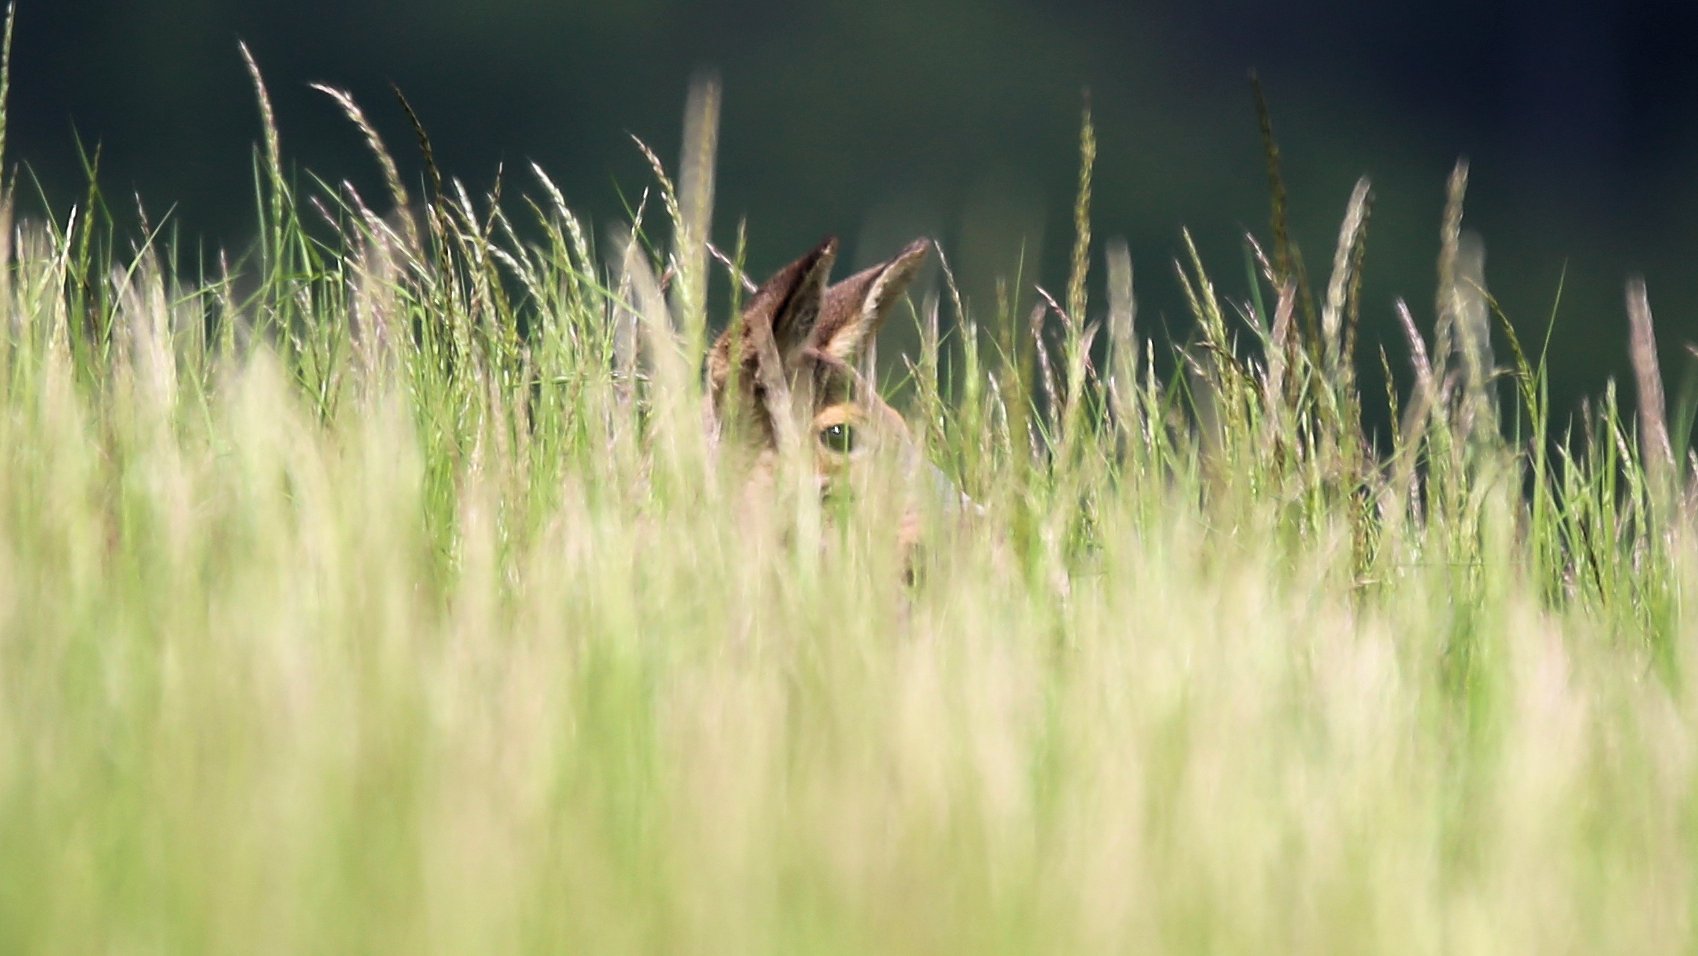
[1,45,1696,954]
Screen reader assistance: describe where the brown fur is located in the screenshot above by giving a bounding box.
[707,237,931,492]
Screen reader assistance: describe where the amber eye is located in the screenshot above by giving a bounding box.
[819,421,857,454]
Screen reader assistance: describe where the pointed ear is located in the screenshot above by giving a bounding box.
[709,237,837,385]
[708,237,839,436]
[811,238,930,364]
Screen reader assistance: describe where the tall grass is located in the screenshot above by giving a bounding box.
[2,41,1696,954]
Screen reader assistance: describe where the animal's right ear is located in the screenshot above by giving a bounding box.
[707,237,839,441]
[745,236,837,364]
[710,237,838,389]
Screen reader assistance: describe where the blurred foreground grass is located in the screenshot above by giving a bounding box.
[1,37,1696,955]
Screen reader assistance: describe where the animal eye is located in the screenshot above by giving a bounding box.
[819,422,857,453]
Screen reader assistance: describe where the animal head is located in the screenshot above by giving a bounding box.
[707,236,932,499]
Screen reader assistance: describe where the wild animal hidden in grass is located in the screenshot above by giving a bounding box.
[706,235,969,555]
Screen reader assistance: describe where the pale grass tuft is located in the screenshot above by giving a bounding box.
[0,4,14,185]
[1435,158,1467,382]
[1626,276,1674,498]
[1066,94,1095,328]
[1435,161,1496,449]
[529,161,593,276]
[1105,237,1137,430]
[1270,276,1296,368]
[1451,231,1497,443]
[1028,295,1059,440]
[311,83,415,249]
[630,134,683,251]
[672,72,720,348]
[1320,176,1371,377]
[1391,297,1436,454]
[239,42,285,233]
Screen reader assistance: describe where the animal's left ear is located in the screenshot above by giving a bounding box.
[810,238,930,364]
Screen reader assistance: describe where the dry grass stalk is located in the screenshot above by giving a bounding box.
[1626,277,1675,501]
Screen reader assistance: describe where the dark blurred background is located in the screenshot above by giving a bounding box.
[16,0,1698,419]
